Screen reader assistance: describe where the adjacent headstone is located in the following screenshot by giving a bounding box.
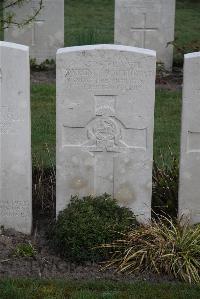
[0,42,31,234]
[56,44,156,223]
[4,0,64,63]
[115,0,176,70]
[179,52,200,225]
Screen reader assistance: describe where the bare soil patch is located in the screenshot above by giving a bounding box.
[0,224,175,282]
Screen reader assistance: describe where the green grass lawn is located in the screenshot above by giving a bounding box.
[154,89,182,164]
[31,84,181,167]
[1,0,200,57]
[31,84,56,167]
[65,0,114,46]
[0,279,200,299]
[65,0,200,58]
[175,0,200,49]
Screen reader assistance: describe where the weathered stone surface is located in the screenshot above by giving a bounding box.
[179,52,200,225]
[115,0,176,70]
[4,0,64,63]
[56,44,156,223]
[0,42,32,234]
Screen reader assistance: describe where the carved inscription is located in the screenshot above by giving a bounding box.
[0,200,30,217]
[194,88,200,96]
[0,106,24,135]
[64,60,153,91]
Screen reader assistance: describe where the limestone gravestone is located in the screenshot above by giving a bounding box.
[0,42,31,234]
[179,52,200,224]
[115,0,176,70]
[56,44,156,222]
[4,0,64,63]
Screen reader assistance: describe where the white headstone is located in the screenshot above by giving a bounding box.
[4,0,64,63]
[0,42,31,234]
[115,0,176,70]
[56,44,156,223]
[179,52,200,225]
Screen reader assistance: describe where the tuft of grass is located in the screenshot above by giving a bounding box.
[152,151,179,218]
[103,217,200,284]
[13,242,37,258]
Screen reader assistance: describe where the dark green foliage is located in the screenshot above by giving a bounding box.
[30,58,55,72]
[49,194,137,263]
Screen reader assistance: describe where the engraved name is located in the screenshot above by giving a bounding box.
[64,67,153,90]
[0,106,24,135]
[0,200,30,217]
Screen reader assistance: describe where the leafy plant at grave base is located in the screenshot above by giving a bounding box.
[152,151,179,218]
[30,58,56,72]
[48,194,137,263]
[102,217,200,284]
[13,242,37,258]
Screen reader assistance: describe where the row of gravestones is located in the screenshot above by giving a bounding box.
[4,0,175,70]
[0,41,199,235]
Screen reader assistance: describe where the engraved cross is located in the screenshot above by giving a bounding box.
[31,2,45,46]
[62,94,148,196]
[131,13,158,48]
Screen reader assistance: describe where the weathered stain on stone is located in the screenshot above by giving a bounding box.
[69,177,88,190]
[116,183,135,205]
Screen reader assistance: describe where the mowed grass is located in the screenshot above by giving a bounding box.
[1,0,200,54]
[65,0,200,57]
[154,89,182,164]
[31,84,181,167]
[175,0,200,49]
[65,0,114,46]
[0,279,200,299]
[31,84,56,167]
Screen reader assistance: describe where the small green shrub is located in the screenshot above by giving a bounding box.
[30,58,55,71]
[49,194,137,263]
[13,242,37,258]
[103,217,200,284]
